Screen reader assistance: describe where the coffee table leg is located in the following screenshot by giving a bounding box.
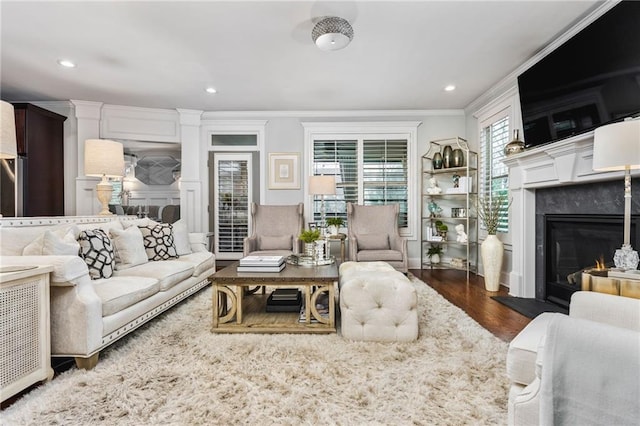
[305,286,311,324]
[236,285,243,324]
[212,284,219,329]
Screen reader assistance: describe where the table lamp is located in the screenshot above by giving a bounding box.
[592,118,640,270]
[309,175,336,228]
[84,139,124,215]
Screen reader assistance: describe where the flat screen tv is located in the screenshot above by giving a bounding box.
[518,1,640,148]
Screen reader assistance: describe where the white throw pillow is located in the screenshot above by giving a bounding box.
[121,217,153,229]
[42,230,80,255]
[22,225,79,255]
[172,220,192,256]
[109,226,148,270]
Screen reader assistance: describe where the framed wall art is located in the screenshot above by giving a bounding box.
[268,152,300,189]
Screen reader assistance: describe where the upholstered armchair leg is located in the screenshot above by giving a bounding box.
[75,353,99,370]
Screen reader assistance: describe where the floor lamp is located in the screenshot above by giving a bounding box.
[84,139,125,216]
[309,175,336,230]
[592,118,640,270]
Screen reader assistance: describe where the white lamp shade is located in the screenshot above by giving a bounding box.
[592,119,640,171]
[84,139,125,177]
[309,175,336,195]
[0,100,17,159]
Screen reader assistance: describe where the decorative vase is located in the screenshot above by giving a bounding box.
[481,234,504,292]
[432,152,443,169]
[442,145,453,168]
[452,148,464,167]
[328,225,339,236]
[430,253,440,264]
[304,242,316,258]
[504,129,525,156]
[315,240,325,261]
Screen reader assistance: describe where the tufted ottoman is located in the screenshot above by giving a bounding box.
[339,261,418,342]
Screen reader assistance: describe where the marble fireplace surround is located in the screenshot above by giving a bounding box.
[503,131,640,298]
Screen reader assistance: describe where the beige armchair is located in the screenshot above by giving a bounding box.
[346,203,408,273]
[243,203,304,257]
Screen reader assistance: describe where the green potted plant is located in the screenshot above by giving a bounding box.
[326,217,344,236]
[427,245,443,264]
[435,220,448,240]
[299,229,321,257]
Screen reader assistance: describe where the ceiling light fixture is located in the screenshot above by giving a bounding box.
[312,16,354,51]
[444,85,456,92]
[205,87,217,94]
[57,59,76,68]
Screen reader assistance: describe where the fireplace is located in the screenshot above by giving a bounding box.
[543,214,640,306]
[503,133,640,300]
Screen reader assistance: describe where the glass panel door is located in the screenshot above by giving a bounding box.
[213,153,252,259]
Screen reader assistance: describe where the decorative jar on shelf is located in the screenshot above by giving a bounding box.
[452,148,465,167]
[442,145,453,168]
[432,152,443,169]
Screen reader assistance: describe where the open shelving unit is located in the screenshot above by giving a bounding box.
[421,137,478,281]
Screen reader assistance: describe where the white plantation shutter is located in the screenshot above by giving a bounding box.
[362,139,408,227]
[312,140,358,224]
[312,137,409,230]
[479,116,510,233]
[214,153,251,259]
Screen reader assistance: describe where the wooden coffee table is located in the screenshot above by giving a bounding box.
[211,261,339,334]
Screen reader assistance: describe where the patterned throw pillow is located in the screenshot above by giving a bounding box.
[138,223,179,261]
[78,229,115,279]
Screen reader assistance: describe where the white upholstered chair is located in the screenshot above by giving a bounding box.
[346,203,407,273]
[243,203,304,257]
[507,291,640,425]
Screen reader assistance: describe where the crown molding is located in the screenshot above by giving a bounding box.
[201,109,463,119]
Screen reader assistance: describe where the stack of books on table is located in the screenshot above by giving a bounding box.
[266,288,302,312]
[237,255,286,273]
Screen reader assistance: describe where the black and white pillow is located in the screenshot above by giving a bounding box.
[138,223,178,261]
[78,229,115,279]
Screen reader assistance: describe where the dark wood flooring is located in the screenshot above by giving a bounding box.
[411,268,531,342]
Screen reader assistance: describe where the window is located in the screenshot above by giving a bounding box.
[362,139,408,227]
[305,122,419,238]
[479,115,510,233]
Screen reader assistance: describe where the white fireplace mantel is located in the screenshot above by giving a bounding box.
[503,131,640,298]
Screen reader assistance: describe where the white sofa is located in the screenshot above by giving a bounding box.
[0,216,215,369]
[507,291,640,425]
[339,261,418,342]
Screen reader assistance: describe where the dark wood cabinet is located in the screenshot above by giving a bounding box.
[13,103,66,216]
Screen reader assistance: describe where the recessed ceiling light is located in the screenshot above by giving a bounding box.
[444,85,456,92]
[57,59,76,68]
[205,87,217,94]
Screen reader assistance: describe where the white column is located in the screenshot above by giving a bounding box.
[72,100,103,215]
[176,109,203,232]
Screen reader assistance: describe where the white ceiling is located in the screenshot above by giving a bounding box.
[1,1,602,112]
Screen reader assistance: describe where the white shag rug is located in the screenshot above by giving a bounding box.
[1,276,509,425]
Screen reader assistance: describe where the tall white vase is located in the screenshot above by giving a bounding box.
[481,234,504,292]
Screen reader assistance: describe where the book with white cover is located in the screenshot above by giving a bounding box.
[239,255,285,267]
[237,263,286,273]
